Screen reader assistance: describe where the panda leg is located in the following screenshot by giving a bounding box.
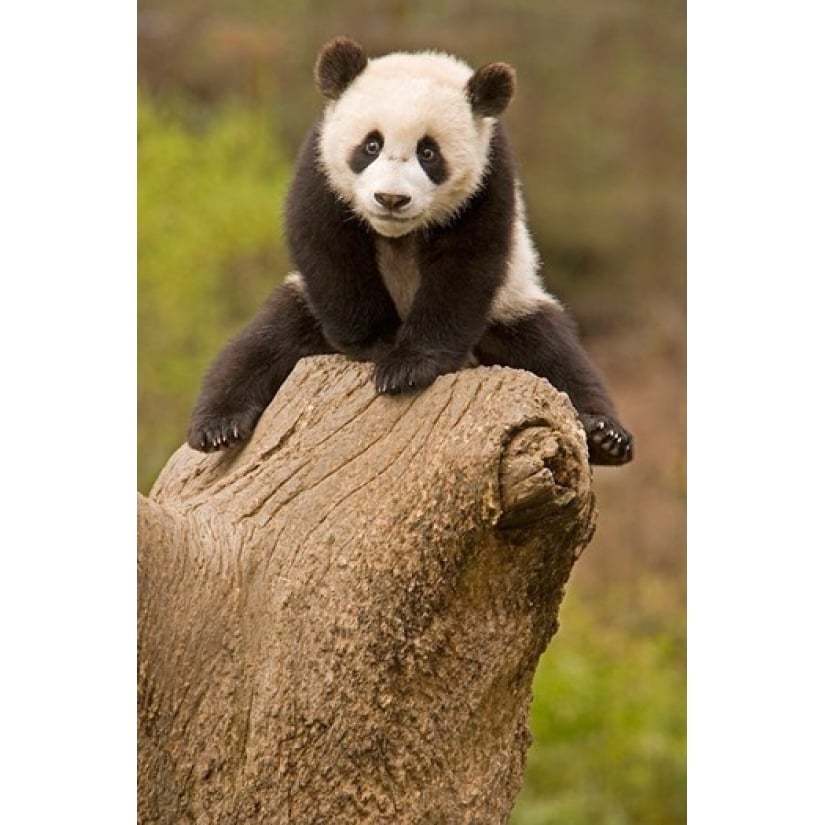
[187,280,334,452]
[475,302,633,465]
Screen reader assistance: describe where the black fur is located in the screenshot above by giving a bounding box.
[187,42,633,466]
[314,37,367,100]
[187,283,333,452]
[466,62,516,117]
[475,304,633,465]
[286,125,401,357]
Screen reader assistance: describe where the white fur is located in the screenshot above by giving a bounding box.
[490,190,559,322]
[375,236,420,319]
[319,51,493,237]
[284,270,306,295]
[352,155,437,239]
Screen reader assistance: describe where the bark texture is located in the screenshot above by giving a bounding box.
[138,355,597,825]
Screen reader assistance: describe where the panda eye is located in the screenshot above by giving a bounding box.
[417,138,441,165]
[349,132,383,173]
[417,137,448,184]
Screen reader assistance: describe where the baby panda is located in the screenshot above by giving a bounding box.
[188,37,633,466]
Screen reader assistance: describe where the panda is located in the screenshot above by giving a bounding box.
[187,37,633,466]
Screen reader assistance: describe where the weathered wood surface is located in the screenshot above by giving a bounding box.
[138,355,596,824]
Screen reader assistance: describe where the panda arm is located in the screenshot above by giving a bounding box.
[374,124,515,393]
[285,125,400,357]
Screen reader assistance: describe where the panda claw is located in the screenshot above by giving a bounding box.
[187,407,264,453]
[580,413,634,466]
[374,348,457,395]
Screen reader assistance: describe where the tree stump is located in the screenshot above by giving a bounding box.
[138,354,597,824]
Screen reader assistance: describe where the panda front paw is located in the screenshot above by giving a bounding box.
[187,406,263,453]
[373,347,457,395]
[580,413,634,466]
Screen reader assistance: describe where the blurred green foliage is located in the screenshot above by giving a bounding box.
[510,588,686,824]
[138,96,290,490]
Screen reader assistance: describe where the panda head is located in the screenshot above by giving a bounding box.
[315,38,516,238]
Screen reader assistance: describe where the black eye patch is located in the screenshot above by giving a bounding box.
[348,130,383,173]
[416,136,448,184]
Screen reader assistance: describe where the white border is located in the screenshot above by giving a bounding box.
[689,2,824,821]
[1,3,136,821]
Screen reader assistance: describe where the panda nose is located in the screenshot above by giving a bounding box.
[374,192,411,211]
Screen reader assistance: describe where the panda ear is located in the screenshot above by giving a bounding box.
[466,62,516,117]
[314,37,368,100]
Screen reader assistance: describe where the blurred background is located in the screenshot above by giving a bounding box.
[138,1,685,822]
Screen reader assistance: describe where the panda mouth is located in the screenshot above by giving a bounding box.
[370,210,418,224]
[364,205,424,234]
[368,212,421,237]
[370,212,417,226]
